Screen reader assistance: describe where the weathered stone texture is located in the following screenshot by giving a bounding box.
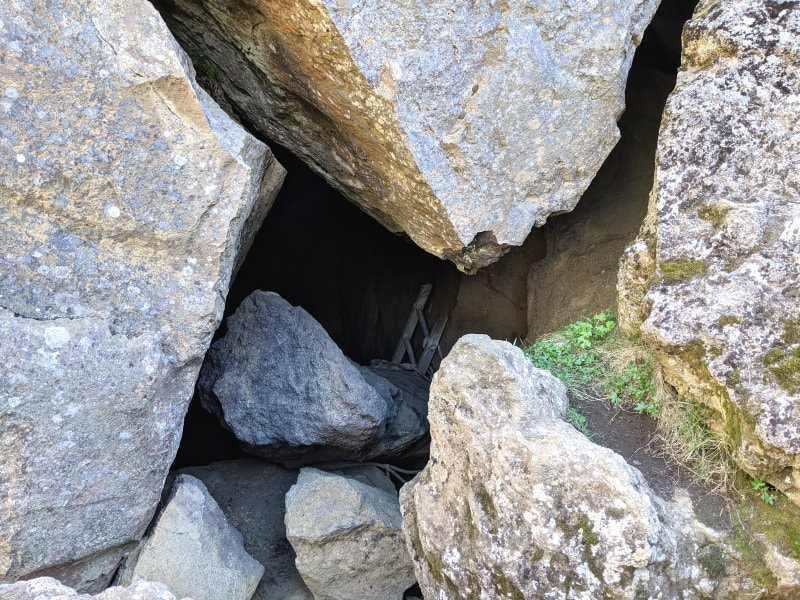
[0,577,189,600]
[178,460,313,600]
[197,291,427,465]
[618,0,800,504]
[0,0,283,589]
[400,335,755,599]
[119,475,263,600]
[285,468,415,600]
[156,0,659,270]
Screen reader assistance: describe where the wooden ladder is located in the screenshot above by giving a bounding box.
[391,283,447,377]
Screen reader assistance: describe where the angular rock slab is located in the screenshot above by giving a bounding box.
[0,0,284,589]
[285,467,415,600]
[119,475,263,600]
[0,577,189,600]
[197,291,428,465]
[178,460,313,600]
[399,335,747,599]
[618,0,800,504]
[157,0,660,270]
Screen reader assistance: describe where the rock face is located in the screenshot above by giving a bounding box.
[156,0,660,270]
[400,335,750,599]
[197,291,428,464]
[0,577,189,600]
[0,0,283,590]
[178,460,313,600]
[285,468,415,600]
[119,475,263,600]
[618,0,800,505]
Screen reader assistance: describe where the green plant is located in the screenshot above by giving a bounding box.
[523,311,617,389]
[565,406,593,439]
[750,477,777,506]
[186,47,221,80]
[523,311,736,491]
[604,360,659,416]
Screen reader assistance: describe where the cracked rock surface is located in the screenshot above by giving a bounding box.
[0,0,283,589]
[156,0,659,270]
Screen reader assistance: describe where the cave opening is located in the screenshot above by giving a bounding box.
[169,0,697,473]
[149,2,701,598]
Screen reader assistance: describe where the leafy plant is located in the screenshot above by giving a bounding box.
[565,406,593,439]
[523,311,617,389]
[605,360,659,416]
[751,477,777,506]
[522,310,735,491]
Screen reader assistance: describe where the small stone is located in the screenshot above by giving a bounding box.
[285,467,416,600]
[118,475,264,600]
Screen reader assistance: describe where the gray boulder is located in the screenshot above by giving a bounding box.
[178,460,313,600]
[618,0,800,505]
[118,475,263,600]
[0,577,188,600]
[0,0,283,590]
[285,468,415,600]
[197,291,427,465]
[400,335,755,599]
[157,0,660,270]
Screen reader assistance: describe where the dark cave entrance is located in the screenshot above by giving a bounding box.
[169,0,697,472]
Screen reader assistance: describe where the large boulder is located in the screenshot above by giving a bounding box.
[118,475,263,600]
[617,0,800,504]
[197,291,428,465]
[400,335,755,599]
[178,460,313,600]
[0,577,188,600]
[156,0,660,270]
[0,0,284,590]
[285,468,415,600]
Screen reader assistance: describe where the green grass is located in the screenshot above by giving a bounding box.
[522,310,734,488]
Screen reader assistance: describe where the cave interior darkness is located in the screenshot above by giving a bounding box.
[170,0,698,470]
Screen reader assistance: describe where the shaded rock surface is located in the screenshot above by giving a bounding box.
[400,335,756,599]
[197,291,428,465]
[285,468,415,600]
[618,0,800,505]
[178,460,313,600]
[0,0,283,590]
[0,577,189,600]
[119,475,263,600]
[156,0,660,270]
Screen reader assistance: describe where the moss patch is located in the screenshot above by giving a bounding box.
[491,567,524,600]
[729,478,800,590]
[659,259,708,283]
[769,356,800,393]
[717,315,741,327]
[476,486,499,526]
[698,204,731,229]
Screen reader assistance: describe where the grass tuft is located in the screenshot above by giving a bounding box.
[522,310,735,490]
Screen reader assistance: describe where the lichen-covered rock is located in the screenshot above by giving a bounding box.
[157,0,659,270]
[399,335,754,599]
[178,460,313,600]
[118,475,263,600]
[0,0,283,590]
[0,577,189,600]
[197,291,427,465]
[617,0,800,504]
[285,468,415,600]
